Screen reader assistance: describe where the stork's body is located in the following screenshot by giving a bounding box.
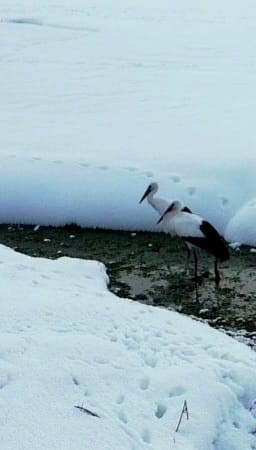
[158,201,229,283]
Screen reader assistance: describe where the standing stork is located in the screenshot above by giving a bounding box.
[157,200,229,284]
[139,182,192,221]
[139,182,192,251]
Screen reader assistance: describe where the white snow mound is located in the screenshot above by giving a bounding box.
[0,244,255,449]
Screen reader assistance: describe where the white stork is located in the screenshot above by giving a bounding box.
[139,182,192,253]
[157,200,229,284]
[139,182,192,227]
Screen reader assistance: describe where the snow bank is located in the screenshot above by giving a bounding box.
[0,155,255,244]
[225,198,256,246]
[1,0,256,243]
[0,244,256,449]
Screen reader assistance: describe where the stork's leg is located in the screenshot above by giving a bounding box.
[184,243,191,271]
[193,249,198,281]
[214,258,220,286]
[185,243,191,260]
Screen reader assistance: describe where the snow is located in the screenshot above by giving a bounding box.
[0,1,256,243]
[1,3,256,448]
[0,243,255,450]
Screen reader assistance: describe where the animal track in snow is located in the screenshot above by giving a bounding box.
[94,356,109,365]
[169,386,185,397]
[187,186,196,195]
[124,341,140,352]
[155,403,167,419]
[97,165,108,171]
[143,171,154,178]
[0,376,10,390]
[141,429,151,444]
[220,196,229,206]
[72,377,79,386]
[143,354,158,368]
[169,173,181,183]
[79,162,89,167]
[139,376,150,391]
[117,410,128,424]
[53,160,63,164]
[154,331,162,338]
[40,274,51,280]
[116,394,125,405]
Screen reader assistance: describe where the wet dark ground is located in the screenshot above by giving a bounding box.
[1,224,256,348]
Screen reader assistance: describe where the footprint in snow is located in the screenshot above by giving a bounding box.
[141,429,151,444]
[94,356,109,365]
[220,196,229,206]
[155,403,167,419]
[169,173,181,183]
[72,377,80,386]
[97,165,108,171]
[187,186,196,196]
[139,377,150,390]
[143,354,158,368]
[116,394,125,404]
[143,171,154,178]
[110,334,118,342]
[0,376,10,390]
[117,410,128,424]
[40,274,51,279]
[169,386,185,397]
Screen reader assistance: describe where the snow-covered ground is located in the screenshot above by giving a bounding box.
[1,1,256,243]
[1,4,256,447]
[0,244,255,450]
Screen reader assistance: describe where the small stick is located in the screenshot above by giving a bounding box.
[175,400,189,433]
[74,404,100,418]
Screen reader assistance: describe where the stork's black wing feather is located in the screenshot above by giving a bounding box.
[183,220,229,261]
[182,206,192,213]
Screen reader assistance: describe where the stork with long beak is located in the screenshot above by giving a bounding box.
[157,201,229,284]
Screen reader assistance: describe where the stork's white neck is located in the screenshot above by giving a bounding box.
[147,192,169,215]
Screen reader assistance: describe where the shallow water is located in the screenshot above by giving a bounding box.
[1,224,256,348]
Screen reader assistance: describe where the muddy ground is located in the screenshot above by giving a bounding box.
[1,224,256,347]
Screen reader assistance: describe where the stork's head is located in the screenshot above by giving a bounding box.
[157,200,182,224]
[139,182,158,204]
